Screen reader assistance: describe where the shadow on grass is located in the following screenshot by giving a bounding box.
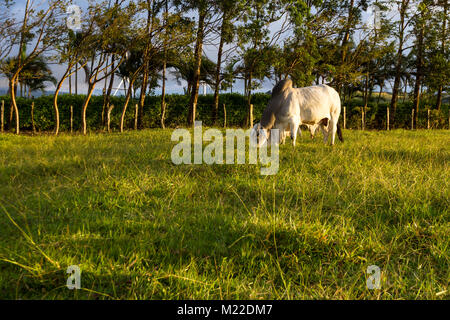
[1,204,356,299]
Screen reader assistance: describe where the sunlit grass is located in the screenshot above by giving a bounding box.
[0,129,448,299]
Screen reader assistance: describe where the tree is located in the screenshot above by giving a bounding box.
[20,56,57,97]
[211,0,241,124]
[435,0,448,110]
[131,0,193,130]
[236,0,287,125]
[79,1,138,135]
[117,47,147,132]
[101,0,121,129]
[0,0,17,63]
[411,1,431,127]
[388,0,415,125]
[52,28,94,135]
[136,0,161,130]
[174,0,216,126]
[172,52,217,95]
[423,0,449,110]
[2,0,66,134]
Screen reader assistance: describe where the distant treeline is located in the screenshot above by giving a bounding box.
[1,94,449,133]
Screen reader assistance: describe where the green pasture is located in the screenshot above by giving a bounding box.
[0,129,448,299]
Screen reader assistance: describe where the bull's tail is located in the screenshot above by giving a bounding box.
[337,123,344,142]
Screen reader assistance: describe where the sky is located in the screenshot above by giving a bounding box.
[1,0,396,97]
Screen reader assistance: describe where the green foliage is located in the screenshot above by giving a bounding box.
[1,94,449,132]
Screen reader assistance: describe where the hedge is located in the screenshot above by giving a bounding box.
[0,93,448,132]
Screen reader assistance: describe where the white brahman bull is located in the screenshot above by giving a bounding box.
[251,79,343,147]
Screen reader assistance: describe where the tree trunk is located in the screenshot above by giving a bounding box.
[335,0,355,93]
[137,0,155,129]
[436,86,443,111]
[413,22,424,128]
[223,103,226,128]
[53,77,67,136]
[161,58,167,129]
[436,1,447,110]
[82,83,96,135]
[364,73,369,109]
[341,0,355,63]
[377,83,384,105]
[9,78,20,134]
[1,100,4,133]
[188,10,206,126]
[160,0,168,129]
[8,81,14,130]
[120,76,138,133]
[10,0,31,135]
[138,67,149,129]
[390,0,409,126]
[246,71,253,127]
[102,56,115,128]
[134,104,138,130]
[75,60,78,95]
[107,104,114,133]
[212,13,227,125]
[69,66,72,95]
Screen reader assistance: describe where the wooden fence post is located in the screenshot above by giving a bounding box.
[249,104,254,128]
[31,101,35,134]
[343,106,346,130]
[427,109,430,130]
[387,107,390,131]
[1,100,4,133]
[134,103,138,130]
[411,109,414,130]
[70,105,73,133]
[223,103,227,128]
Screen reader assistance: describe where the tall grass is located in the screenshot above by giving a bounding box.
[0,129,448,299]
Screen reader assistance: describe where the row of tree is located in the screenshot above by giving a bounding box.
[0,0,448,135]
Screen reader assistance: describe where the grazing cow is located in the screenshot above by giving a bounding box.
[252,79,343,147]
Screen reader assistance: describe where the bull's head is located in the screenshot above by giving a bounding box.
[251,123,270,148]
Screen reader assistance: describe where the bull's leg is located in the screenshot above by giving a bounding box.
[281,124,289,144]
[290,120,300,147]
[318,118,330,145]
[309,124,318,139]
[271,123,281,145]
[280,131,286,144]
[320,125,329,144]
[329,118,338,146]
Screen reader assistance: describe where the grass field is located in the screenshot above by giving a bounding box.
[0,129,448,299]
